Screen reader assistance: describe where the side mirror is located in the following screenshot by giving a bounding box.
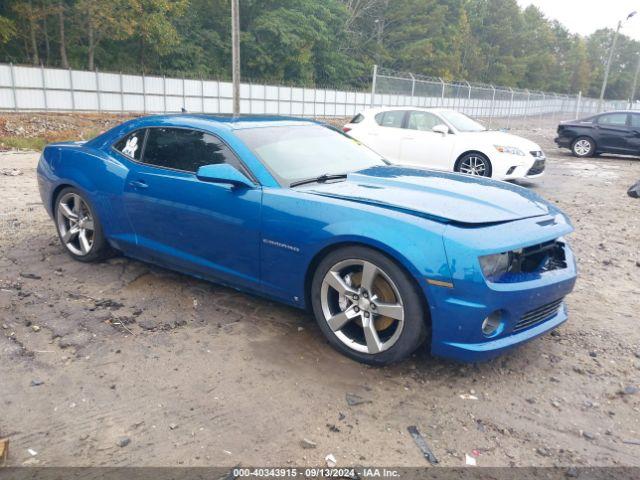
[432,124,449,135]
[196,163,254,188]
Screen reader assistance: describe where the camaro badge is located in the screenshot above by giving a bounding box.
[262,238,300,253]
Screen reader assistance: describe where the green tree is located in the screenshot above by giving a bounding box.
[129,0,188,69]
[74,0,136,70]
[0,15,16,44]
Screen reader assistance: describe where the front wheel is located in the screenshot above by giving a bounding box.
[571,137,595,157]
[310,246,428,365]
[455,153,492,177]
[55,187,111,262]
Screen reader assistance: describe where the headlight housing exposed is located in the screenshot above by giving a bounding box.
[479,240,568,282]
[479,252,512,279]
[494,145,525,156]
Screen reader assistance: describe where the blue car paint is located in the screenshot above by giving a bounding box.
[37,114,577,362]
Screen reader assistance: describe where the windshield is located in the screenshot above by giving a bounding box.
[235,124,386,186]
[439,110,486,132]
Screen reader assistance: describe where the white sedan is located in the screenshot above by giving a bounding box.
[343,107,545,180]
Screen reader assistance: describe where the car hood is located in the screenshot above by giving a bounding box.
[461,130,541,152]
[301,165,551,224]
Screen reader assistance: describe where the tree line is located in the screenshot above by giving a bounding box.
[0,0,638,99]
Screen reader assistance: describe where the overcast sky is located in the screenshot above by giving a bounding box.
[517,0,640,40]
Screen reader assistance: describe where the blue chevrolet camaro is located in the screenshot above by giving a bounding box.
[37,115,577,365]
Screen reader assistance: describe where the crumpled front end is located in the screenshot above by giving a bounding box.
[427,212,577,362]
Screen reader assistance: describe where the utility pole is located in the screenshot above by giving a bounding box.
[231,0,241,117]
[630,55,640,109]
[599,11,636,112]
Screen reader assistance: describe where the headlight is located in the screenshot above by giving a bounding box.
[479,252,512,279]
[494,145,525,156]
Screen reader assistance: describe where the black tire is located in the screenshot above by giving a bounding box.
[54,187,112,262]
[571,136,595,158]
[455,153,493,177]
[310,246,428,366]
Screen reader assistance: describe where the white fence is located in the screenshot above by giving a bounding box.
[0,63,373,117]
[0,63,630,129]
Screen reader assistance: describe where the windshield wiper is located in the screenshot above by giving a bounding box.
[290,173,348,188]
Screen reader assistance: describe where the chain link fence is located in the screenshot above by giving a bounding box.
[371,66,629,130]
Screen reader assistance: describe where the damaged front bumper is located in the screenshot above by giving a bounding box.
[426,212,577,362]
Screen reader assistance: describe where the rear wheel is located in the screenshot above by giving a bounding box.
[55,187,111,262]
[455,153,492,177]
[311,246,428,365]
[571,137,595,157]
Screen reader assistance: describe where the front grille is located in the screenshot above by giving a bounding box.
[527,158,546,175]
[514,298,564,332]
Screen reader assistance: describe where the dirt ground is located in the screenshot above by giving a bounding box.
[0,119,639,469]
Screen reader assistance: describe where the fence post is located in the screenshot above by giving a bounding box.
[142,72,146,113]
[539,92,545,129]
[324,88,328,117]
[439,77,445,106]
[575,91,582,119]
[69,68,75,111]
[507,87,514,130]
[40,63,48,112]
[95,68,101,113]
[344,89,348,116]
[276,85,280,115]
[9,63,18,111]
[370,64,378,107]
[201,77,205,113]
[488,85,496,128]
[409,72,415,101]
[217,79,221,113]
[119,72,124,113]
[162,75,167,113]
[182,76,186,111]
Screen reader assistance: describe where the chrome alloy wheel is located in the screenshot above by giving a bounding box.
[573,139,592,156]
[459,155,488,176]
[320,259,405,354]
[56,192,95,256]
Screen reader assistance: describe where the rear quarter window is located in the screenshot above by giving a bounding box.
[374,111,405,128]
[349,113,365,124]
[114,130,145,161]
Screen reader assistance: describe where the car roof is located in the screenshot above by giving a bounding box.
[597,110,633,115]
[355,106,455,116]
[121,114,320,131]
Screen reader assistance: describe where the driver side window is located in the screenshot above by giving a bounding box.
[407,111,442,131]
[142,128,241,173]
[597,113,628,126]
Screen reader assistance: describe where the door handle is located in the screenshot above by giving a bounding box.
[129,180,148,189]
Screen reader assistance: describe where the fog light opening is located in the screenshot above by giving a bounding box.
[482,311,502,337]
